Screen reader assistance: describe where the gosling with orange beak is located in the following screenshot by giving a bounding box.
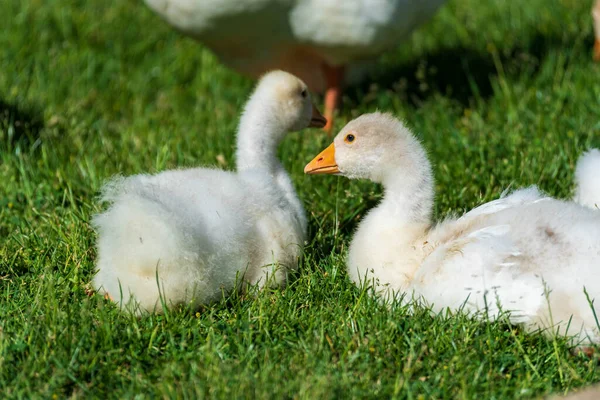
[305,112,600,348]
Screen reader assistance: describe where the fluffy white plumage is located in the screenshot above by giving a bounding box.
[574,148,600,210]
[93,71,324,313]
[143,0,446,91]
[305,112,600,345]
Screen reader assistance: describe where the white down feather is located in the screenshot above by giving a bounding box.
[93,71,323,313]
[306,112,600,345]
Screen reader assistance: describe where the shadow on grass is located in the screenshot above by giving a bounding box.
[346,33,593,108]
[0,99,44,147]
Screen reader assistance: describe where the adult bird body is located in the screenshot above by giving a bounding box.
[143,0,446,130]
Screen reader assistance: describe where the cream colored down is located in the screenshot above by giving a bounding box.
[93,71,322,313]
[309,112,600,346]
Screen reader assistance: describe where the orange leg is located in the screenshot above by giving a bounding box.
[322,64,344,134]
[594,39,600,62]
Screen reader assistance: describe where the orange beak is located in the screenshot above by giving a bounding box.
[304,143,339,174]
[309,104,327,128]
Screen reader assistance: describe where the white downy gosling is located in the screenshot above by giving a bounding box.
[93,70,326,313]
[305,112,600,345]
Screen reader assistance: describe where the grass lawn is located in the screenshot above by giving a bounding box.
[2,0,600,398]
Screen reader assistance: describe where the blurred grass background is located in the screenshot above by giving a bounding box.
[1,0,600,398]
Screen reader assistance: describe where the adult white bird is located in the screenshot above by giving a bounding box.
[93,70,326,313]
[305,112,600,346]
[143,0,446,131]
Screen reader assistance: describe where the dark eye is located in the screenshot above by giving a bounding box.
[301,89,307,98]
[345,134,355,143]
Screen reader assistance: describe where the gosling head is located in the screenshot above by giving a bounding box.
[248,70,326,132]
[304,113,429,184]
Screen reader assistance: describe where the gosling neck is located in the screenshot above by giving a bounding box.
[235,99,285,173]
[378,155,434,226]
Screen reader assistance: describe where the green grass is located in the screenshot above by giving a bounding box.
[1,0,600,397]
